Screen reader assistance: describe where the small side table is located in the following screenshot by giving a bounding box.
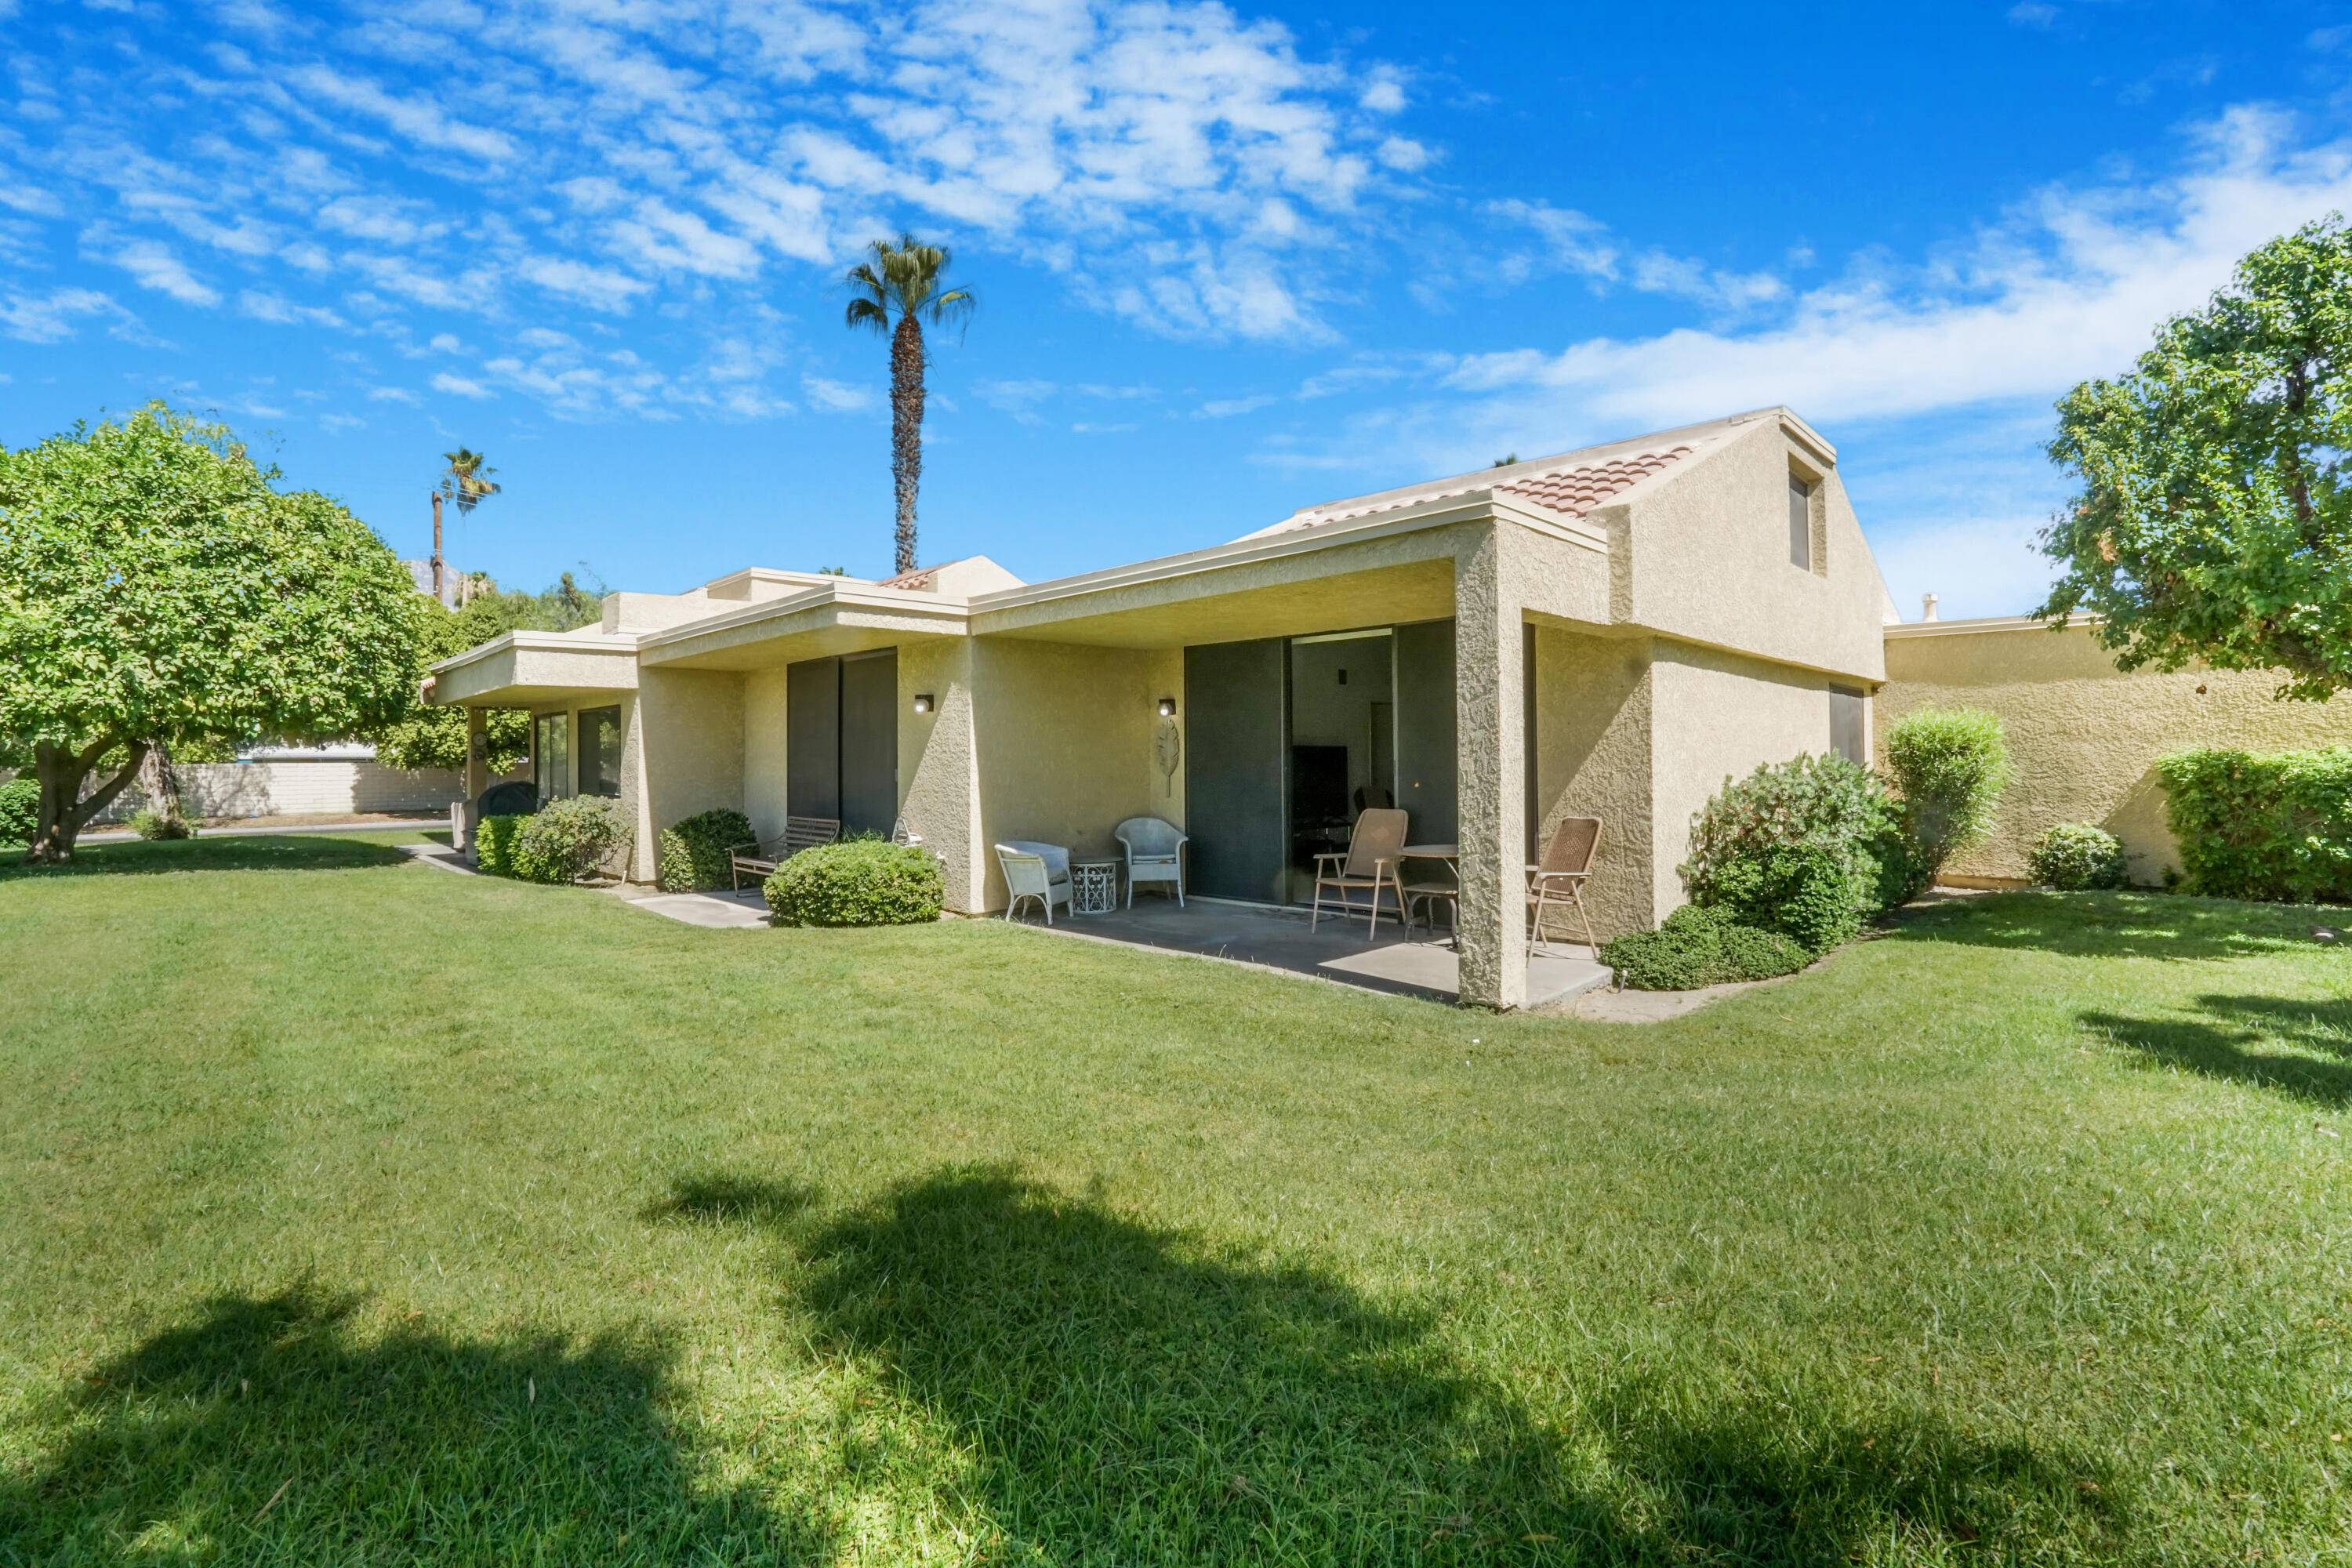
[1071,860,1120,916]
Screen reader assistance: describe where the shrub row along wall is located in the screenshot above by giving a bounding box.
[2158,747,2352,902]
[1878,619,2352,886]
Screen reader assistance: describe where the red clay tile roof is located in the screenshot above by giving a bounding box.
[1271,445,1696,534]
[877,560,957,590]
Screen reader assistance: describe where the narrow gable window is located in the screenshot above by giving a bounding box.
[1788,474,1813,570]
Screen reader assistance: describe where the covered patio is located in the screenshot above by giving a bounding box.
[1014,896,1611,1007]
[621,883,1611,1007]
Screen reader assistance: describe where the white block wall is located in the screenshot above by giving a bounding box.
[84,762,466,822]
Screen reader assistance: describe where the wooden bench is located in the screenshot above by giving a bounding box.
[729,816,841,891]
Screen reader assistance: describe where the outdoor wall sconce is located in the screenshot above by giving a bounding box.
[1157,696,1177,717]
[913,693,935,715]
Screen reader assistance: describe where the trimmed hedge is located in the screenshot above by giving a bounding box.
[1882,706,2009,897]
[517,796,630,884]
[0,777,35,847]
[659,808,754,891]
[2027,822,2129,891]
[478,800,630,884]
[1681,753,1904,953]
[2158,747,2352,902]
[476,813,532,879]
[764,837,942,927]
[1599,903,1811,991]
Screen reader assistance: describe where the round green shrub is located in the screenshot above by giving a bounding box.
[127,807,196,840]
[1882,707,2011,897]
[1599,903,1810,991]
[510,795,630,884]
[0,777,37,846]
[763,837,942,927]
[1680,753,1903,953]
[659,808,754,891]
[2027,822,2129,891]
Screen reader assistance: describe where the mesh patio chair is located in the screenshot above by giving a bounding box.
[1310,807,1410,935]
[995,840,1072,924]
[1113,816,1188,907]
[729,815,840,891]
[1526,815,1602,956]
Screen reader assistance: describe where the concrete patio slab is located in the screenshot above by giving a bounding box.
[622,889,771,929]
[1008,895,1610,1007]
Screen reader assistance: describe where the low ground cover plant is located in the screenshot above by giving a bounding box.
[764,837,942,926]
[2158,746,2352,901]
[1681,753,1902,953]
[2028,822,2129,890]
[1599,902,1810,989]
[1882,706,2010,896]
[659,808,754,891]
[0,777,35,846]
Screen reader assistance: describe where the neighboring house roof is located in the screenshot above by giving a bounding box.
[876,561,954,590]
[1240,409,1798,541]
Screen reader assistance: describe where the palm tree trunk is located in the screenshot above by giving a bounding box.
[890,314,927,575]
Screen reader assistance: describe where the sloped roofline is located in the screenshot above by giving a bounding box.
[1253,407,1834,539]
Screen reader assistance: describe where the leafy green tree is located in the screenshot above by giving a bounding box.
[844,234,975,575]
[2038,216,2352,699]
[0,406,425,861]
[373,575,605,773]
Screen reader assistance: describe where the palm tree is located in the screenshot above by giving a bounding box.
[844,234,975,575]
[430,448,501,603]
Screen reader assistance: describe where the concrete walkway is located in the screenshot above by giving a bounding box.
[618,888,771,929]
[1010,895,1611,1007]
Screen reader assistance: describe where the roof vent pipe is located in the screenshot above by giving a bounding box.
[1922,593,1940,622]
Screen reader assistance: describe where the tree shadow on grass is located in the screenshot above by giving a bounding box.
[0,1283,827,1565]
[2083,993,2352,1106]
[658,1167,2124,1564]
[0,833,414,880]
[1884,890,2341,962]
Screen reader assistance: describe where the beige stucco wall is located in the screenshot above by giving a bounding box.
[967,638,1181,912]
[742,666,789,844]
[633,668,745,883]
[899,637,985,912]
[1531,625,1656,939]
[1879,622,2352,885]
[1647,640,1861,916]
[1607,417,1886,684]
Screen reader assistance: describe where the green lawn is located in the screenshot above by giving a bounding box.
[1,836,2347,1565]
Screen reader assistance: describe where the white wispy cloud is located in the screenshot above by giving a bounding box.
[0,285,131,342]
[0,0,1425,406]
[1485,199,1784,310]
[1440,108,2352,439]
[93,234,223,305]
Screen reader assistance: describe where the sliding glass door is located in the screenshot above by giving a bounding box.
[786,650,899,837]
[1182,619,1456,906]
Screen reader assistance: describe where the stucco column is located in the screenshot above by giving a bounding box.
[463,707,489,800]
[1454,522,1528,1010]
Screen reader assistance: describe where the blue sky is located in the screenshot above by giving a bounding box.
[2,0,2350,617]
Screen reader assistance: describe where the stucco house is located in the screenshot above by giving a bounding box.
[427,406,1894,1008]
